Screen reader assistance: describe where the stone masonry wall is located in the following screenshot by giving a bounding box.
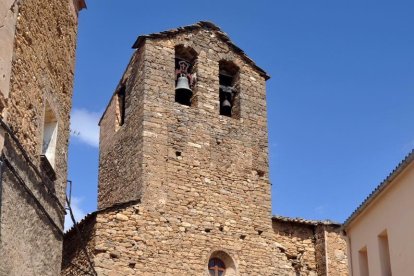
[314,226,327,276]
[314,225,349,276]
[272,219,318,275]
[272,218,349,276]
[0,0,80,275]
[63,205,349,275]
[62,213,97,276]
[325,227,348,275]
[63,203,299,276]
[98,48,145,209]
[6,0,78,201]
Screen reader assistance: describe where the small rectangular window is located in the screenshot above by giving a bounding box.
[378,230,392,276]
[358,246,369,276]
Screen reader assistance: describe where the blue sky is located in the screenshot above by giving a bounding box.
[66,0,414,229]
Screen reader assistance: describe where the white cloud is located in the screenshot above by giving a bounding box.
[70,108,100,147]
[64,197,87,231]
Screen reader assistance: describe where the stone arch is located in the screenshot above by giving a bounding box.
[174,44,198,106]
[218,59,241,118]
[175,44,198,64]
[207,250,237,276]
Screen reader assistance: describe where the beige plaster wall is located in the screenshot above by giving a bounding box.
[346,161,414,276]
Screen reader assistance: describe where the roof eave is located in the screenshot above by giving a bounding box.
[342,149,414,231]
[272,215,341,227]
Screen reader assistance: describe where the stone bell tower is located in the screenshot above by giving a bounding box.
[94,21,286,274]
[98,22,271,215]
[64,22,315,275]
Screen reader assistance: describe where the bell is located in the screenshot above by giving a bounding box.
[175,76,192,105]
[221,98,232,116]
[176,76,192,93]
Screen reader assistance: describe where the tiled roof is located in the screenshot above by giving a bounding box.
[132,21,270,80]
[272,215,341,226]
[343,149,414,229]
[64,211,97,237]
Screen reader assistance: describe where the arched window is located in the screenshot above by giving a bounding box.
[218,60,240,118]
[174,45,198,106]
[208,258,226,276]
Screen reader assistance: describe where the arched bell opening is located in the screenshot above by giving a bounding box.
[175,45,198,106]
[218,60,240,118]
[207,250,237,276]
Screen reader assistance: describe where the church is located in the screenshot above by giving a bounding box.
[62,21,348,276]
[2,0,412,274]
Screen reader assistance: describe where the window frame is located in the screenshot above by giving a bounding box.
[208,257,226,276]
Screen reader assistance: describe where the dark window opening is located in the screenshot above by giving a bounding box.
[219,60,240,118]
[175,45,197,106]
[117,85,126,126]
[209,258,226,276]
[256,170,265,177]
